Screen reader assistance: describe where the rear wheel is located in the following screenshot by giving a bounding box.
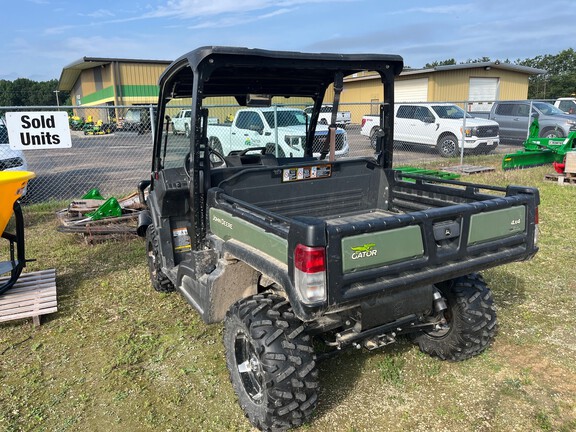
[437,134,459,158]
[411,273,497,361]
[208,137,223,155]
[541,128,564,139]
[146,225,175,293]
[224,293,318,431]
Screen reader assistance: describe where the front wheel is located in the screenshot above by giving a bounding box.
[224,293,318,431]
[437,134,459,157]
[411,273,497,361]
[541,128,564,139]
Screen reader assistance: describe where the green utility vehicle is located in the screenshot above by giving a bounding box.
[137,47,540,431]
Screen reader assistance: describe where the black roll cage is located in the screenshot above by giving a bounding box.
[150,46,404,247]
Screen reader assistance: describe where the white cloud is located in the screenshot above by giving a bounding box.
[188,8,294,29]
[78,9,116,19]
[391,4,476,15]
[149,0,356,19]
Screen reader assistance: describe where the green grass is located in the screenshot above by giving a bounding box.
[1,158,576,431]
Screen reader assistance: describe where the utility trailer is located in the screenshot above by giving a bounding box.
[137,47,540,431]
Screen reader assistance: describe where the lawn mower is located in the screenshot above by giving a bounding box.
[83,119,115,135]
[0,171,35,295]
[502,119,576,172]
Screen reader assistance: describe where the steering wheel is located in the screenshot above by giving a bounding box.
[184,148,226,173]
[237,147,267,155]
[208,148,226,167]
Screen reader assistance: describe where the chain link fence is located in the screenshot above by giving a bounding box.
[0,99,562,204]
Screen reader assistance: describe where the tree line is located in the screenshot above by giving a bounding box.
[0,49,574,106]
[0,79,70,107]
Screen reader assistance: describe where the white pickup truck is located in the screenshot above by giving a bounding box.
[304,104,351,127]
[179,107,349,158]
[172,109,219,136]
[554,98,576,114]
[361,103,500,157]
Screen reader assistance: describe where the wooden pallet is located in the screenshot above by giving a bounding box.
[0,269,57,326]
[544,173,576,185]
[442,165,495,175]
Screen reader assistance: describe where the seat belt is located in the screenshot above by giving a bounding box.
[320,71,344,161]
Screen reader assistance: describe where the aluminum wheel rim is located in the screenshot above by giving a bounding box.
[234,332,264,403]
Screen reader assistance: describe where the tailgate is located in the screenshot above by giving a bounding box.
[324,181,539,306]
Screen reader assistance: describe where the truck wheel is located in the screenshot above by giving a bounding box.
[208,137,224,155]
[411,273,497,361]
[437,134,459,157]
[224,293,318,431]
[319,118,328,125]
[146,225,175,293]
[184,123,191,138]
[541,128,564,139]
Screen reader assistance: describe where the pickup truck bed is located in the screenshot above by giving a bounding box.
[208,158,539,318]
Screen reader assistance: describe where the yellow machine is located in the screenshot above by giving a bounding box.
[0,171,35,294]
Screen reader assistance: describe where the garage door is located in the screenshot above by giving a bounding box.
[468,77,499,112]
[396,78,428,103]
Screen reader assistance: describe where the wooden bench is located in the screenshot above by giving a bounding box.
[0,269,57,326]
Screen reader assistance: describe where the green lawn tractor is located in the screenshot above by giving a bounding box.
[502,119,576,173]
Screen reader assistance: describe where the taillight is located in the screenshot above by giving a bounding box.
[294,244,327,304]
[361,118,366,127]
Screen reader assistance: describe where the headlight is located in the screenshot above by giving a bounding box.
[566,120,576,126]
[461,127,478,137]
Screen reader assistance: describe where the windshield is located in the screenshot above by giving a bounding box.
[533,102,565,116]
[432,105,472,119]
[262,109,308,128]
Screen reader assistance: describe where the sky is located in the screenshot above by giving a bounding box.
[2,0,575,82]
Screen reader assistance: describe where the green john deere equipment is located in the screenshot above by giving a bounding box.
[502,119,576,172]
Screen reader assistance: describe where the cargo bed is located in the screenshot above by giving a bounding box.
[208,157,539,315]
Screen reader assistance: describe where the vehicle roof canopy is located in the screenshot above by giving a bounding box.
[159,46,403,100]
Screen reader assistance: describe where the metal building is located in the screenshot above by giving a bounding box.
[58,57,545,125]
[58,57,171,121]
[338,62,545,123]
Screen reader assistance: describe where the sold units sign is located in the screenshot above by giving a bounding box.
[6,111,72,150]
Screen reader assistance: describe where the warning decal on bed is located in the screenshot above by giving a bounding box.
[281,164,332,182]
